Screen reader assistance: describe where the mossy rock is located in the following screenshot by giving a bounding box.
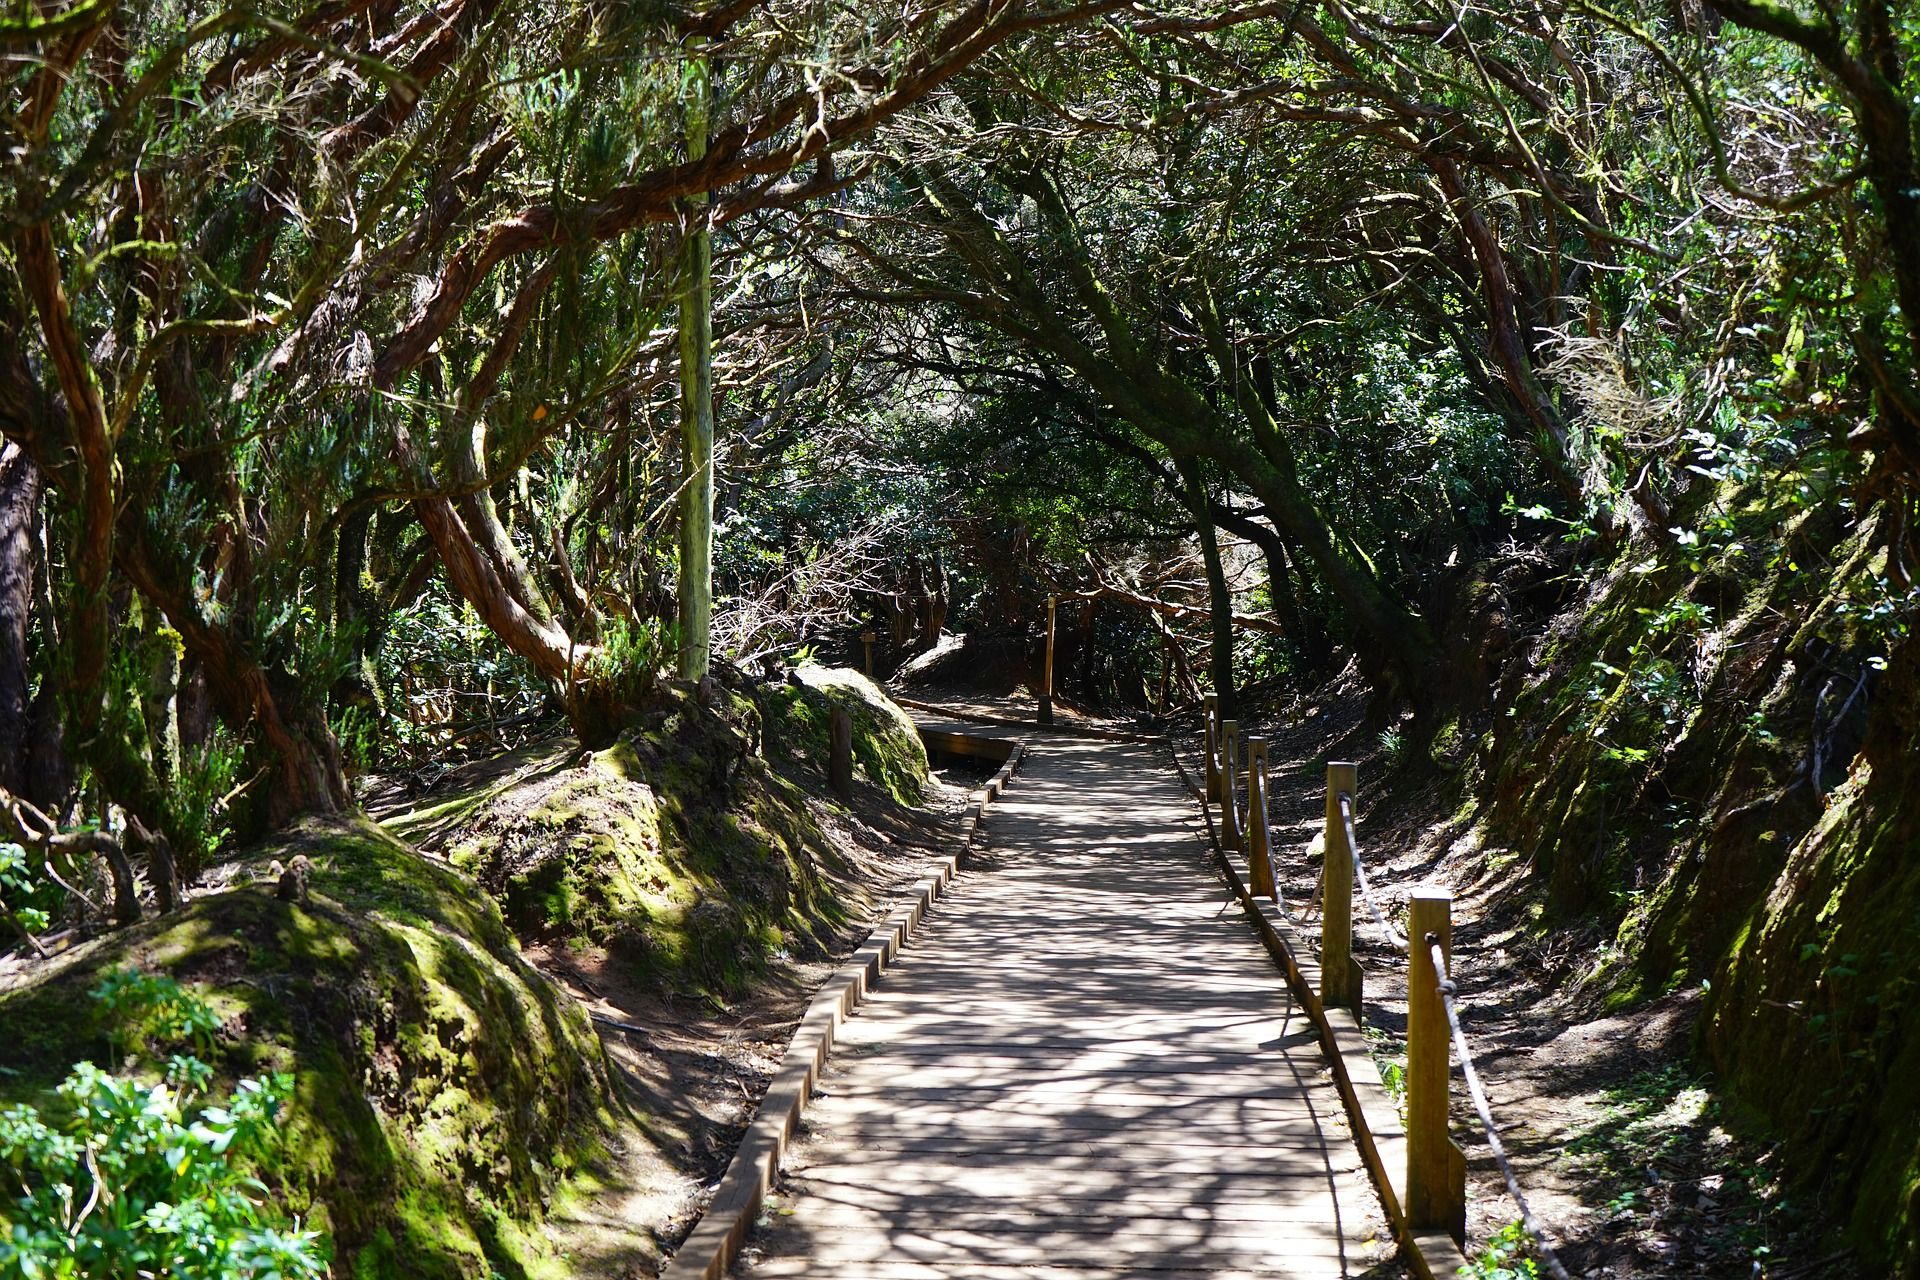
[0,818,615,1280]
[767,665,930,806]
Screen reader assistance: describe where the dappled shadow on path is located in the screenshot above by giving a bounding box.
[738,734,1402,1279]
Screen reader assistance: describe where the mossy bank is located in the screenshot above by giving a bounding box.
[0,818,614,1280]
[1437,499,1920,1270]
[392,667,928,999]
[1,668,936,1278]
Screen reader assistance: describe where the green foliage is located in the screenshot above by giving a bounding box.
[0,822,619,1278]
[89,969,222,1065]
[164,732,244,884]
[579,615,665,708]
[1377,728,1407,770]
[1459,1221,1537,1280]
[370,586,553,771]
[0,845,51,941]
[0,972,326,1280]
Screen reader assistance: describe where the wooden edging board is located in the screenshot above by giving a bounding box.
[890,693,1165,744]
[1166,745,1474,1280]
[657,732,1030,1280]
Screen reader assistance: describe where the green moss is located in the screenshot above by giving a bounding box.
[768,665,930,806]
[0,818,615,1280]
[1704,754,1920,1270]
[394,674,893,999]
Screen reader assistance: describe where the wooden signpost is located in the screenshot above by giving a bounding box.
[1039,595,1057,726]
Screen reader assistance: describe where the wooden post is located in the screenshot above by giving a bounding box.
[1408,886,1466,1242]
[1246,737,1273,899]
[1039,595,1057,726]
[1321,761,1361,1012]
[829,705,853,801]
[1156,638,1171,714]
[1202,694,1220,801]
[859,630,876,679]
[1219,719,1242,851]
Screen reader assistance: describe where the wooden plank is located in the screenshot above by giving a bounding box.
[917,727,1018,762]
[786,1164,1364,1200]
[745,1264,1341,1280]
[717,721,1397,1280]
[771,1197,1374,1228]
[751,1235,1346,1268]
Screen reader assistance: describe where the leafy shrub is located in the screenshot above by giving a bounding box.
[163,732,244,884]
[0,970,327,1280]
[1460,1220,1539,1280]
[0,844,52,944]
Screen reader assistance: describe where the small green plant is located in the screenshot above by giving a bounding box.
[1378,728,1407,768]
[0,843,52,946]
[1362,1026,1408,1119]
[164,730,244,883]
[1460,1220,1538,1280]
[90,968,223,1065]
[581,615,665,706]
[1379,1059,1406,1107]
[0,969,327,1280]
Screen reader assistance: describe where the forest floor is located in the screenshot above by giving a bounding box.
[1178,679,1861,1280]
[368,737,997,1278]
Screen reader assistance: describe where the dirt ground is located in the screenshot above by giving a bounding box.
[1181,684,1862,1280]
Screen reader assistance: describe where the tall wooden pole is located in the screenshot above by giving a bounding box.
[675,42,714,681]
[860,630,876,679]
[1039,594,1057,725]
[1321,761,1360,1012]
[1408,886,1465,1241]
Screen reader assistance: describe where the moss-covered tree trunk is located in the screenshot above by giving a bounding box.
[677,45,715,681]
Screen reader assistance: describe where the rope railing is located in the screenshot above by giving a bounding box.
[1197,700,1569,1278]
[1338,791,1408,951]
[1429,937,1575,1280]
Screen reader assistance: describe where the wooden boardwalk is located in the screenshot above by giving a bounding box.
[738,731,1394,1279]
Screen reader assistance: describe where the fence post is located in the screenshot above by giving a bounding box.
[1246,737,1273,898]
[1039,594,1057,726]
[1156,638,1171,714]
[1321,761,1361,1012]
[860,630,876,679]
[1202,694,1220,801]
[1407,886,1466,1242]
[1219,720,1242,851]
[829,705,853,801]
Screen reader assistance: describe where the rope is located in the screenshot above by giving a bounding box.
[1339,792,1408,951]
[1249,774,1323,929]
[1427,938,1574,1280]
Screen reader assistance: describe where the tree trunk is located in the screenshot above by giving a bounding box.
[1211,503,1331,674]
[1180,458,1238,717]
[677,44,716,680]
[118,528,349,824]
[1428,156,1595,517]
[0,443,38,794]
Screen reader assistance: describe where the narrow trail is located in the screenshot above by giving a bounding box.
[734,721,1402,1279]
